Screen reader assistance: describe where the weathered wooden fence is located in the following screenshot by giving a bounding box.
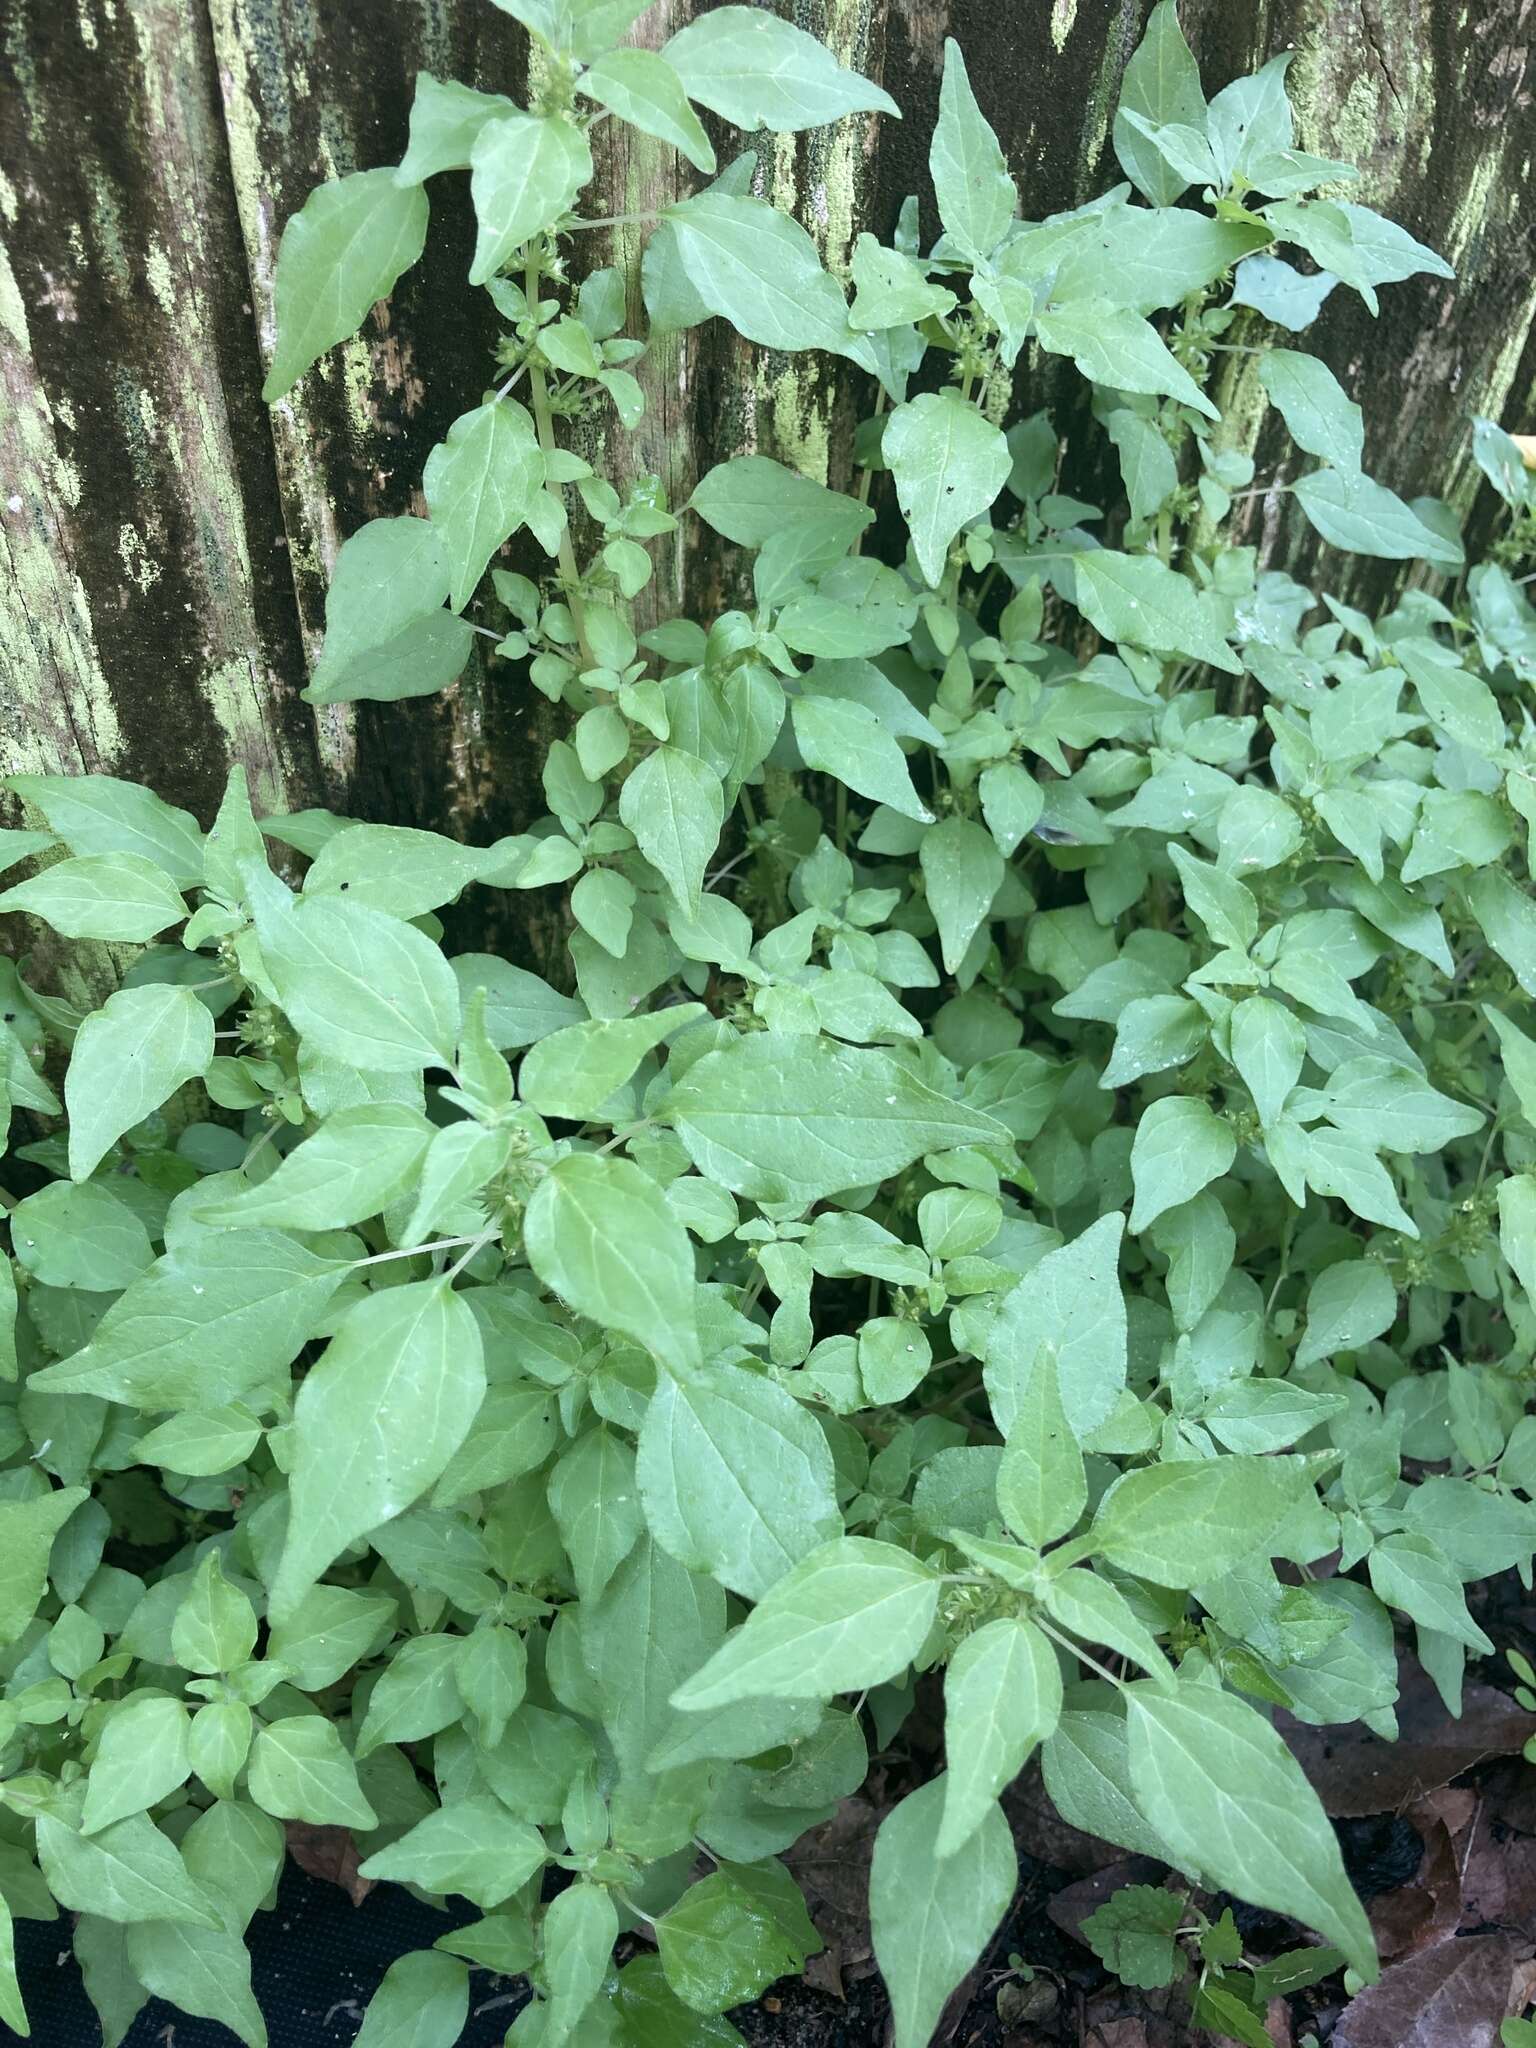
[3,0,1534,967]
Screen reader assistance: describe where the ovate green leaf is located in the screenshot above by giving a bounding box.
[578,48,715,172]
[929,40,1014,260]
[263,169,429,400]
[523,1152,701,1376]
[1127,1681,1375,1975]
[938,1618,1062,1856]
[1089,1456,1310,1588]
[618,746,724,918]
[65,984,214,1183]
[885,390,1012,587]
[469,113,592,285]
[638,1365,841,1598]
[663,7,897,133]
[870,1777,1016,2048]
[271,1282,486,1620]
[672,1538,939,1709]
[668,1035,1006,1205]
[424,399,544,609]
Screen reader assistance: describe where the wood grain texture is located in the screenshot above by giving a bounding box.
[3,0,1533,971]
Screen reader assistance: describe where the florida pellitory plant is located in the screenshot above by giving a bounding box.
[2,3,1534,2043]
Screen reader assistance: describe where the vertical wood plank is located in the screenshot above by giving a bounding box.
[0,0,323,815]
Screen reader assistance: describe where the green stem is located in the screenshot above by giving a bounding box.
[1032,1611,1126,1690]
[854,387,888,524]
[525,245,597,673]
[350,1235,484,1270]
[570,209,660,231]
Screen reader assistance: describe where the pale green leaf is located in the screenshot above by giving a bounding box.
[870,1777,1016,2048]
[579,48,715,172]
[791,694,932,824]
[984,1214,1127,1442]
[663,7,897,133]
[662,193,871,367]
[196,1103,435,1231]
[253,887,461,1072]
[885,390,1012,587]
[82,1694,193,1834]
[929,39,1013,260]
[1089,1456,1310,1588]
[1112,0,1206,204]
[1293,467,1462,569]
[424,399,544,609]
[0,854,186,943]
[523,1152,702,1376]
[618,747,724,917]
[469,112,592,285]
[353,1952,470,2048]
[271,1281,486,1620]
[396,73,517,185]
[6,772,204,887]
[1259,348,1363,471]
[1127,1681,1376,1975]
[64,984,213,1183]
[919,816,1004,974]
[27,1233,343,1410]
[518,1006,703,1120]
[358,1796,546,1908]
[35,1814,221,1931]
[264,169,428,400]
[668,1035,1006,1205]
[1129,1096,1237,1233]
[1075,550,1239,673]
[938,1618,1061,1856]
[0,1486,88,1646]
[1033,303,1218,420]
[672,1538,939,1709]
[638,1365,841,1598]
[124,1920,267,2048]
[246,1717,377,1830]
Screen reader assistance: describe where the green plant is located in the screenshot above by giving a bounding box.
[1082,1885,1349,2043]
[2,3,1535,2044]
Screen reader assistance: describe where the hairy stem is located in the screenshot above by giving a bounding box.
[525,245,597,673]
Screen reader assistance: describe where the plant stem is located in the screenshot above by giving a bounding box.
[1032,1611,1126,1690]
[525,245,597,673]
[570,209,660,231]
[350,1235,484,1270]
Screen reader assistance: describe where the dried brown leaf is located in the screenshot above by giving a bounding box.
[284,1820,374,1906]
[1283,1667,1530,1818]
[1332,1932,1512,2048]
[1369,1804,1462,1960]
